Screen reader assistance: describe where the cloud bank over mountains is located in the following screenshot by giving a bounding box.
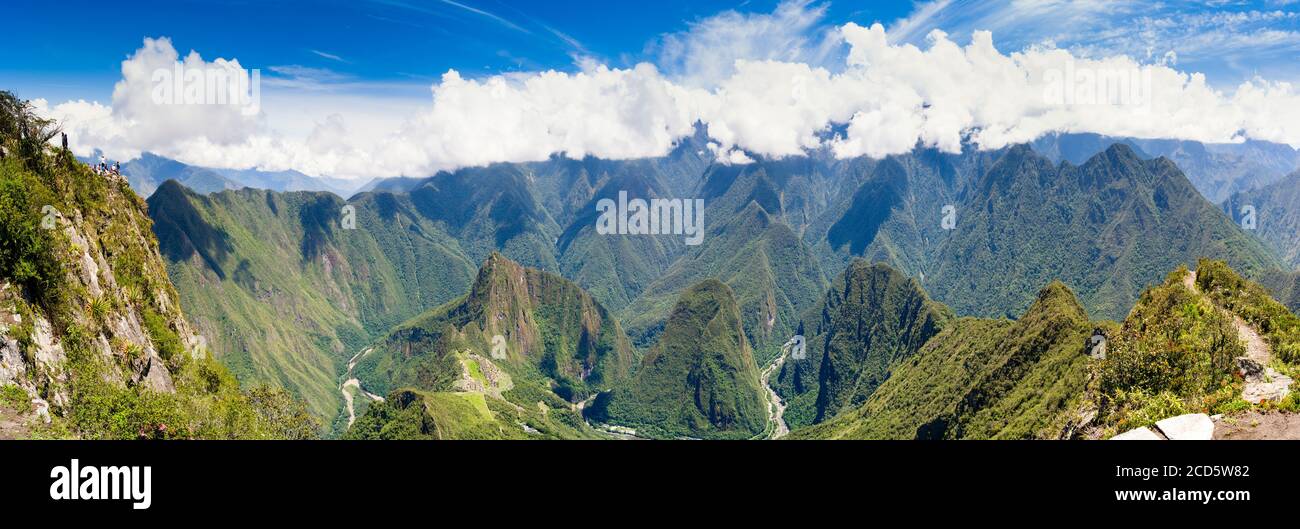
[38,1,1300,180]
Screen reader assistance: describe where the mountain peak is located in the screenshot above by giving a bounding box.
[598,277,765,439]
[1022,280,1089,324]
[1104,142,1142,162]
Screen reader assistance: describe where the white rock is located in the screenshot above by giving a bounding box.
[1111,427,1165,440]
[140,358,175,394]
[0,337,24,386]
[32,399,50,424]
[1155,414,1215,440]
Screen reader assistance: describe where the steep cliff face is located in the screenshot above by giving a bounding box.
[0,92,312,439]
[0,168,197,406]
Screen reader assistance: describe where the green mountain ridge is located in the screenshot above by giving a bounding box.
[345,253,638,440]
[795,259,1300,440]
[927,144,1281,320]
[354,252,636,402]
[619,200,828,363]
[772,260,952,429]
[791,277,1094,440]
[590,279,767,439]
[148,181,476,428]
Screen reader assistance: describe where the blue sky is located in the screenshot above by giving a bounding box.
[8,1,1300,179]
[7,0,1298,103]
[1,1,908,103]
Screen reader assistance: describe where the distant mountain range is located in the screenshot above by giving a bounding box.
[14,80,1300,441]
[144,130,1300,436]
[83,151,372,198]
[1032,132,1300,204]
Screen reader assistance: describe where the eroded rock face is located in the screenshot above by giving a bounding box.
[0,336,24,387]
[29,316,69,408]
[0,182,208,426]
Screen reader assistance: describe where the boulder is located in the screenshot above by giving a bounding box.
[140,358,176,393]
[1155,414,1215,440]
[1111,427,1165,440]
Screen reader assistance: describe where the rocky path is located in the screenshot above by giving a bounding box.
[0,405,30,440]
[1116,271,1299,440]
[1183,270,1292,404]
[1213,411,1300,439]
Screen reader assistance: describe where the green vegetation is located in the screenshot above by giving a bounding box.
[355,253,635,401]
[793,281,1094,439]
[64,349,314,440]
[1196,259,1300,364]
[1222,170,1300,268]
[0,90,316,440]
[1096,267,1244,432]
[926,144,1281,321]
[0,384,31,413]
[148,182,478,428]
[794,261,1294,440]
[592,279,767,439]
[344,254,631,439]
[344,388,594,440]
[620,201,827,363]
[773,260,952,428]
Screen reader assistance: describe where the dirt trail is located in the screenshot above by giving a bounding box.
[1213,411,1300,440]
[1184,270,1292,404]
[0,406,30,440]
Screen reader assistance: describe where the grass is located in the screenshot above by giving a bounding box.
[1197,259,1300,365]
[0,384,31,413]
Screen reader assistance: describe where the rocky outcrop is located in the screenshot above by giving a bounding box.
[1111,413,1215,441]
[0,163,208,428]
[1155,414,1215,440]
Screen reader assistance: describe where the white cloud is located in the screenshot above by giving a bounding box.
[653,0,844,87]
[36,2,1300,182]
[376,63,703,175]
[42,37,262,162]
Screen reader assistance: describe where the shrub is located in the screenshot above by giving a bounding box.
[141,309,185,365]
